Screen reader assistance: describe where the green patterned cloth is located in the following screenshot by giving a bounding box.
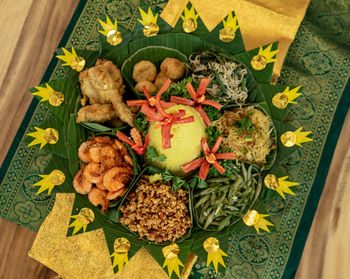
[0,0,349,278]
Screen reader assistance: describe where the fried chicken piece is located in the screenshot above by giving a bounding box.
[76,104,117,123]
[79,59,134,126]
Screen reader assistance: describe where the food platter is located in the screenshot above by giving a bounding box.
[27,4,312,277]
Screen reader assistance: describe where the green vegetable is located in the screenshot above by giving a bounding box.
[145,146,166,162]
[203,104,222,122]
[205,126,221,147]
[134,112,148,138]
[194,162,259,231]
[162,77,193,102]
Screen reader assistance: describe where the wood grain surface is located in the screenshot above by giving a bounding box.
[0,1,349,279]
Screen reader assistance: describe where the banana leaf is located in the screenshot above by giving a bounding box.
[103,227,147,273]
[115,166,194,246]
[66,193,114,237]
[132,0,172,39]
[234,41,278,84]
[55,48,99,85]
[24,112,67,159]
[171,4,208,39]
[128,33,214,58]
[190,226,230,274]
[121,46,189,97]
[29,79,77,122]
[203,11,246,55]
[98,14,132,59]
[145,238,193,279]
[65,114,87,177]
[273,120,303,165]
[252,84,295,122]
[41,155,74,194]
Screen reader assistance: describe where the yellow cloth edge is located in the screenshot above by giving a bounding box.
[29,193,197,279]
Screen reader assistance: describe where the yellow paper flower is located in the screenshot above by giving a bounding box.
[219,13,239,42]
[281,127,312,147]
[162,244,184,278]
[27,127,59,149]
[180,5,199,33]
[110,238,130,273]
[243,210,274,233]
[203,237,227,273]
[251,43,279,70]
[68,208,95,235]
[272,86,302,109]
[98,15,122,46]
[32,83,64,106]
[264,174,299,199]
[34,170,65,195]
[56,47,86,72]
[138,7,159,37]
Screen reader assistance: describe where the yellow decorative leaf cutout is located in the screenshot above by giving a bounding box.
[281,127,312,147]
[34,170,65,195]
[27,127,59,149]
[243,210,274,233]
[138,7,159,37]
[162,244,184,278]
[203,237,227,273]
[251,43,279,70]
[219,13,239,42]
[272,86,302,109]
[68,208,94,235]
[98,15,122,46]
[264,174,299,199]
[180,5,199,33]
[32,83,64,106]
[110,237,130,273]
[56,47,86,72]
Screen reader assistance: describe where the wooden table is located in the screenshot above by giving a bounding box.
[0,1,349,278]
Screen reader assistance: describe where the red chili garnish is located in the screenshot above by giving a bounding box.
[181,137,235,180]
[116,128,149,155]
[170,78,222,126]
[139,78,194,149]
[127,80,174,109]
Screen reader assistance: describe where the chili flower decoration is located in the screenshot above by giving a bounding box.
[126,81,174,110]
[182,137,235,180]
[140,79,195,149]
[170,78,222,126]
[116,128,149,155]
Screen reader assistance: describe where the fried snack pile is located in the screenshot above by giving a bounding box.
[74,136,134,213]
[77,59,135,126]
[120,176,192,243]
[132,58,185,94]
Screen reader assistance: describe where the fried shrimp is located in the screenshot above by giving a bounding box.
[88,188,110,213]
[107,187,128,200]
[132,61,157,82]
[78,141,92,163]
[73,169,92,194]
[89,146,102,163]
[160,58,185,80]
[103,167,133,192]
[134,80,157,93]
[74,136,135,212]
[83,162,104,184]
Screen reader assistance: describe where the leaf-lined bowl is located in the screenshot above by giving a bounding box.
[121,46,189,97]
